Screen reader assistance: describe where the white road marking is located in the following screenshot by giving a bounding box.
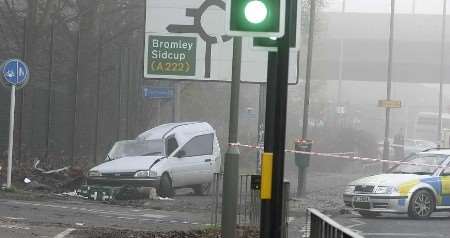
[363,233,437,237]
[9,201,204,227]
[53,228,76,238]
[0,224,30,230]
[117,217,136,220]
[141,214,167,219]
[3,217,25,220]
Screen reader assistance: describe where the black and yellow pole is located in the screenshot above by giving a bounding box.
[260,0,292,236]
[260,50,277,238]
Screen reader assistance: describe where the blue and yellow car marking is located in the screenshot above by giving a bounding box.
[399,179,420,196]
[398,176,450,206]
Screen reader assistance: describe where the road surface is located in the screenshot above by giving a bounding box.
[332,211,450,238]
[0,198,209,238]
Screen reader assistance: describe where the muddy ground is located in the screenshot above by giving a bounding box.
[71,227,259,238]
[0,163,380,237]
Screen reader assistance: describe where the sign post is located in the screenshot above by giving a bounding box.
[1,59,30,189]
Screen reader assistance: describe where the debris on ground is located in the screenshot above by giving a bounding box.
[158,196,174,201]
[20,160,85,193]
[56,190,86,198]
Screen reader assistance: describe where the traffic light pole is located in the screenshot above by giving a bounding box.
[260,51,278,238]
[221,37,242,238]
[270,0,291,234]
[260,0,292,236]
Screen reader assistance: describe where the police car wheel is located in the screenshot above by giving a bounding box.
[408,189,434,218]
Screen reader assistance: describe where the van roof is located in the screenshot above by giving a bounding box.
[136,122,214,141]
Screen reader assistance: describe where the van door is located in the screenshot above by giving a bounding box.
[171,134,214,187]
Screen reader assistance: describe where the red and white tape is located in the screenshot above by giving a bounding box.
[229,142,447,169]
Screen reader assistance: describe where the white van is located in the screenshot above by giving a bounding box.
[87,122,221,197]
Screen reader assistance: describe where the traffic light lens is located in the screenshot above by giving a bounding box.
[244,1,268,24]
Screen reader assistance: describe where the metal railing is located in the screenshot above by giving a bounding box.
[210,173,261,227]
[307,208,364,238]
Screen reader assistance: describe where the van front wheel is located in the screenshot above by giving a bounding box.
[158,173,174,198]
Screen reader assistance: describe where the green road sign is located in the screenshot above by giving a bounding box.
[146,35,197,77]
[226,0,285,37]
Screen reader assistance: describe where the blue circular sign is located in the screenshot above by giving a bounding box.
[1,59,29,87]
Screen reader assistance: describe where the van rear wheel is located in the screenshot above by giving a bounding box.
[158,173,174,198]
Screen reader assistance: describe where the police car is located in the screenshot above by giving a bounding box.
[344,148,450,218]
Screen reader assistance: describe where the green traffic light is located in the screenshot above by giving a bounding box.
[244,0,268,24]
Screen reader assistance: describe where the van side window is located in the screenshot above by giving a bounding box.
[166,137,179,155]
[180,134,214,157]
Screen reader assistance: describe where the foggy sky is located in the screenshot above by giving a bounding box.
[324,0,447,15]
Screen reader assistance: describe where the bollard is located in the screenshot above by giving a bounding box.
[295,139,313,197]
[281,180,290,238]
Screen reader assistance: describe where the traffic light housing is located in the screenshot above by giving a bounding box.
[226,0,285,37]
[253,37,278,50]
[294,139,313,168]
[253,0,298,49]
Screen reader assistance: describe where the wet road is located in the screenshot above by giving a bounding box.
[332,211,450,238]
[0,198,209,237]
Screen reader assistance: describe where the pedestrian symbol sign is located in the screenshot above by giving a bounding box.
[1,59,29,87]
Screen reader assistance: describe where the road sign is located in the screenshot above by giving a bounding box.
[1,59,29,87]
[143,87,175,99]
[1,58,29,190]
[146,35,197,77]
[144,0,299,84]
[378,100,402,108]
[336,106,345,114]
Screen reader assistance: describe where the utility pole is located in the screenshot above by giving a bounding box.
[221,37,242,238]
[438,0,447,146]
[93,4,104,164]
[256,84,266,173]
[297,0,316,197]
[302,0,315,140]
[71,30,81,163]
[382,0,395,171]
[18,18,27,163]
[45,0,58,162]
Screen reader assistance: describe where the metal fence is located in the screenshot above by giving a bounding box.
[307,208,364,238]
[210,173,261,227]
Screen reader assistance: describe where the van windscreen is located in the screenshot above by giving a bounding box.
[107,140,164,160]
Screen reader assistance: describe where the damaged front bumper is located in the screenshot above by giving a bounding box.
[87,176,160,188]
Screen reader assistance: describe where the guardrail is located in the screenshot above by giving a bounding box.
[308,208,364,238]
